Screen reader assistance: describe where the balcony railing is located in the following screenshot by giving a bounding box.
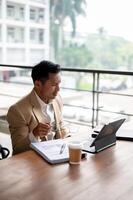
[1,64,133,133]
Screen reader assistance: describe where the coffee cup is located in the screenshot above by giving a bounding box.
[68,141,83,164]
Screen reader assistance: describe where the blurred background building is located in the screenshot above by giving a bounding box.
[0,0,50,65]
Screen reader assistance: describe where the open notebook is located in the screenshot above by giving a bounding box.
[30,139,69,164]
[82,118,126,153]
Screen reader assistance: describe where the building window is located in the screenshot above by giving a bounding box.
[30,8,36,21]
[7,3,25,21]
[30,7,45,23]
[7,27,15,42]
[39,29,44,43]
[30,28,36,43]
[7,5,15,18]
[19,7,24,20]
[30,28,44,44]
[38,8,45,23]
[7,27,24,43]
[16,28,24,42]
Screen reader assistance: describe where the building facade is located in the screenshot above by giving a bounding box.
[0,0,49,65]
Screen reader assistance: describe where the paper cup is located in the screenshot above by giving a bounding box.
[68,141,83,164]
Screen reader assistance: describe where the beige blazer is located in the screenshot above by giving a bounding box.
[7,89,67,155]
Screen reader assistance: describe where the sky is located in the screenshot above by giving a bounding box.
[76,0,133,42]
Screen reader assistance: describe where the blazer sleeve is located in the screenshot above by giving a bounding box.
[7,105,31,155]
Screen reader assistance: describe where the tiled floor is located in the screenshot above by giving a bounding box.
[0,132,12,157]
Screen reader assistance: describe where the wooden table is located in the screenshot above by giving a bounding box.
[1,139,133,200]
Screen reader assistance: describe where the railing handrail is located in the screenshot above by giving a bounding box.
[1,64,133,76]
[1,64,133,128]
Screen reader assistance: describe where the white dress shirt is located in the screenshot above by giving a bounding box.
[29,91,55,142]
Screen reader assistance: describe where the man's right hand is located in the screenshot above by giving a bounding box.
[33,122,51,138]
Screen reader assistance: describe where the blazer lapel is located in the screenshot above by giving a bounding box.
[30,90,45,123]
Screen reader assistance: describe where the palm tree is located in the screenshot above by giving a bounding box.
[50,0,86,60]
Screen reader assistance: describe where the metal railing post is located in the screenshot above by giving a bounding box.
[96,73,100,126]
[92,73,96,128]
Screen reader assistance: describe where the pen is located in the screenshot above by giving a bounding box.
[59,143,66,154]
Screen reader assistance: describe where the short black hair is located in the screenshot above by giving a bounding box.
[31,60,61,83]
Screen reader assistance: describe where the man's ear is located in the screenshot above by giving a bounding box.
[34,80,41,89]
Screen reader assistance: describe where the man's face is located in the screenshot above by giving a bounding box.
[35,73,61,103]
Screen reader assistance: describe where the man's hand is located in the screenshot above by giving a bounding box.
[33,122,51,138]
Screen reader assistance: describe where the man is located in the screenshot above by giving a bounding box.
[7,60,68,155]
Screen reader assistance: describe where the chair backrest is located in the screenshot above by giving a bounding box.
[0,144,10,160]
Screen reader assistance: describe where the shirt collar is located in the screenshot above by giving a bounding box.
[34,90,47,111]
[34,90,53,111]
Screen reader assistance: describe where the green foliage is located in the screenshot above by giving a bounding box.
[50,0,86,59]
[77,80,92,90]
[86,33,133,70]
[117,43,133,70]
[58,43,93,67]
[56,31,133,70]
